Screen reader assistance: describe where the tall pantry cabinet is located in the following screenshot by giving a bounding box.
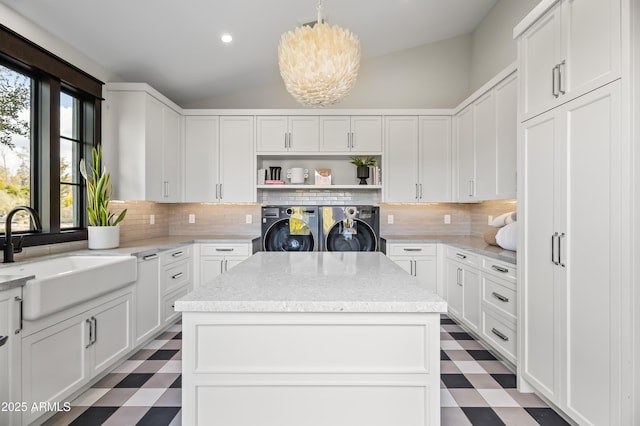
[515,0,629,424]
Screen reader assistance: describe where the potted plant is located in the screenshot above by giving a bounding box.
[80,145,127,249]
[350,156,377,185]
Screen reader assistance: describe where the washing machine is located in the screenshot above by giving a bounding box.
[262,206,320,252]
[320,206,379,252]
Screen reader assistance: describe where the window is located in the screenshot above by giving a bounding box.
[0,64,32,232]
[60,91,93,229]
[0,23,103,247]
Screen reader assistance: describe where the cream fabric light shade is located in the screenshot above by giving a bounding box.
[278,22,360,107]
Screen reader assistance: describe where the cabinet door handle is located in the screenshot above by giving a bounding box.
[215,183,220,199]
[409,260,414,276]
[491,328,509,342]
[552,65,560,98]
[219,184,223,199]
[224,259,229,272]
[288,132,292,149]
[347,132,351,149]
[215,248,234,252]
[92,317,98,345]
[220,260,224,274]
[143,253,158,261]
[455,253,467,260]
[171,272,184,280]
[284,133,288,149]
[171,251,184,258]
[457,268,463,286]
[558,232,566,267]
[558,60,566,95]
[492,292,509,303]
[403,248,422,252]
[351,132,355,148]
[491,265,508,273]
[552,232,560,265]
[0,336,7,347]
[86,318,93,348]
[14,296,22,334]
[419,183,423,199]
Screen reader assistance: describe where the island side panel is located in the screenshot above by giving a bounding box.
[182,311,440,426]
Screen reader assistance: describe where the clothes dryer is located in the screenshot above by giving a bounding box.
[262,206,319,252]
[320,206,379,252]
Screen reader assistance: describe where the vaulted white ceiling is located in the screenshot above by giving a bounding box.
[1,0,498,106]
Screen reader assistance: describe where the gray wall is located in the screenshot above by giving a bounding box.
[184,34,472,109]
[469,0,540,92]
[186,0,540,109]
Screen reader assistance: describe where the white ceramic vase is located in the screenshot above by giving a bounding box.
[88,225,120,249]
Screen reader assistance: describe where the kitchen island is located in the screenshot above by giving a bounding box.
[175,252,446,426]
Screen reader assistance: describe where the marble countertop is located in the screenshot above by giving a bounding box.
[0,274,35,291]
[102,235,261,257]
[381,235,517,264]
[175,252,447,314]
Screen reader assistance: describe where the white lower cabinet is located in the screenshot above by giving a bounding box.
[480,259,517,364]
[134,253,161,346]
[0,287,22,426]
[385,243,438,294]
[442,246,517,365]
[444,248,481,334]
[199,243,251,287]
[160,246,193,326]
[21,288,133,425]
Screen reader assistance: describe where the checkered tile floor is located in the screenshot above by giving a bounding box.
[44,316,568,426]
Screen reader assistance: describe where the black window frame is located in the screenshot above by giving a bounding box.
[0,24,104,247]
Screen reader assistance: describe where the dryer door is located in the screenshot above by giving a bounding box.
[264,219,315,252]
[325,219,377,252]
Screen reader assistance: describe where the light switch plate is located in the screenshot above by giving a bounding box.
[444,214,451,224]
[149,214,155,225]
[188,214,195,224]
[488,215,493,225]
[246,214,252,224]
[387,215,394,224]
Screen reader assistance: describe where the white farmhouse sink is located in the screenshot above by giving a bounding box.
[0,255,137,320]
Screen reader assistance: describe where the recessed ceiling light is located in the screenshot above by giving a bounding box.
[221,34,233,43]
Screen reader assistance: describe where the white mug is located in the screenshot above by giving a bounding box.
[287,168,309,184]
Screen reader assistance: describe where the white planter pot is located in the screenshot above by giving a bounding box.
[88,225,120,249]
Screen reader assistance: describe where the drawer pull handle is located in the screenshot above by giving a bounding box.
[143,254,158,261]
[403,248,422,252]
[215,248,234,252]
[492,292,509,303]
[456,253,467,259]
[171,272,184,280]
[491,265,508,273]
[171,251,184,258]
[0,335,7,347]
[491,328,509,342]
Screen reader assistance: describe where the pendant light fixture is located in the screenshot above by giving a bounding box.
[278,0,360,107]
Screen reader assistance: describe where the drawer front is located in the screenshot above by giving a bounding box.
[201,244,250,257]
[445,246,480,266]
[163,260,191,293]
[163,285,191,323]
[387,244,437,257]
[482,275,516,321]
[161,245,192,266]
[481,258,516,282]
[482,310,516,363]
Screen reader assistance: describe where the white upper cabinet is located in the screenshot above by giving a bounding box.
[256,116,319,152]
[517,0,620,121]
[455,105,475,201]
[384,116,451,202]
[320,116,382,153]
[184,116,254,203]
[184,116,219,202]
[105,85,183,202]
[454,72,517,201]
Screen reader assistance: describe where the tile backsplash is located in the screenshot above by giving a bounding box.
[18,199,517,256]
